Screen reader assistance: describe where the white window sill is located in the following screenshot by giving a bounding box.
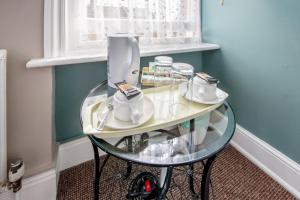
[26,43,220,68]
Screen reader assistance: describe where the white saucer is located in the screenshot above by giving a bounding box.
[103,96,154,130]
[185,88,229,104]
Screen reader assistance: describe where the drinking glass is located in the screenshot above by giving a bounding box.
[153,56,173,120]
[170,63,194,116]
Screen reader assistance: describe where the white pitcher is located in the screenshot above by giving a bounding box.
[107,34,140,89]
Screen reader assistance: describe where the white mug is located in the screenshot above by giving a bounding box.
[193,76,217,101]
[113,91,144,124]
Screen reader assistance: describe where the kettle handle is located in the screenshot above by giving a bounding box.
[128,37,140,86]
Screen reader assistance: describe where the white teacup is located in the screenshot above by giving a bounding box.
[113,91,144,124]
[192,76,217,101]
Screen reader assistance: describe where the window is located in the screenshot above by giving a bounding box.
[27,0,221,68]
[46,0,201,58]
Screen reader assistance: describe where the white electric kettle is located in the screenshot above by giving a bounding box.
[107,34,140,88]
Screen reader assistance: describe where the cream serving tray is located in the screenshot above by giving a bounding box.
[81,86,222,139]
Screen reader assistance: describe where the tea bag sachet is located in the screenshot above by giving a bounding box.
[196,72,219,84]
[115,81,141,100]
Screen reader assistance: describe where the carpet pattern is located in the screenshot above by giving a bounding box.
[57,146,296,200]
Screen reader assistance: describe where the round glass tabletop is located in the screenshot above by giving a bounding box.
[81,80,236,167]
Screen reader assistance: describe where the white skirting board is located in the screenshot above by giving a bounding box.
[231,124,300,198]
[58,125,300,199]
[0,169,57,200]
[57,137,120,172]
[57,137,95,172]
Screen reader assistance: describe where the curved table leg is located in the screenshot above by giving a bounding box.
[91,142,100,200]
[201,155,216,200]
[90,136,134,199]
[99,154,110,178]
[124,137,133,178]
[188,164,197,196]
[188,155,216,200]
[157,167,173,200]
[124,161,132,178]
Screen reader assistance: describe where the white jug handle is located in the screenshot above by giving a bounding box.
[128,37,140,85]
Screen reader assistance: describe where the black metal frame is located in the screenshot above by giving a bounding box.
[87,101,236,199]
[157,167,173,200]
[86,102,235,169]
[91,142,100,200]
[91,136,130,199]
[79,81,236,200]
[201,155,216,200]
[90,136,218,200]
[188,156,217,200]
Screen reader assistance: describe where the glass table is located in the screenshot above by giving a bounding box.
[80,80,236,200]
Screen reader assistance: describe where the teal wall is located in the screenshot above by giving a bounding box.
[55,52,203,142]
[55,0,300,163]
[202,0,300,163]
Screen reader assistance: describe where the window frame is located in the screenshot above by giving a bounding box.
[44,0,65,58]
[26,0,220,68]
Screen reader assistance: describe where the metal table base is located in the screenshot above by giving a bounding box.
[90,137,217,200]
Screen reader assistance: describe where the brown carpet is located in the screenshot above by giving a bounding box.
[57,146,296,200]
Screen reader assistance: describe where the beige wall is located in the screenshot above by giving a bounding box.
[0,0,54,177]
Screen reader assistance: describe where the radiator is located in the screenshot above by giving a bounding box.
[0,49,7,182]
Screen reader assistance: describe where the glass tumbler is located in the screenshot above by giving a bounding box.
[153,56,173,120]
[170,63,194,116]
